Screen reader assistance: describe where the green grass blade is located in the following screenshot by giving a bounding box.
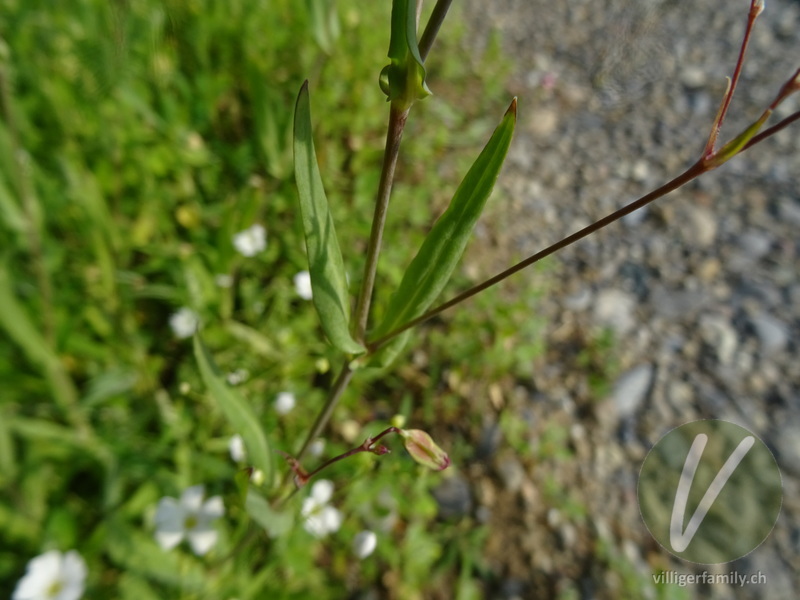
[371,98,518,365]
[293,81,365,355]
[193,334,273,485]
[245,490,295,538]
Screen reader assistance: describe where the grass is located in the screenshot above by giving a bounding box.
[0,1,541,597]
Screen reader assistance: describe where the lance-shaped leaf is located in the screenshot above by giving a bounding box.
[293,82,365,355]
[194,334,273,485]
[371,99,517,366]
[379,0,431,110]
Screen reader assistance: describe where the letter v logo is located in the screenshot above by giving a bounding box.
[638,420,782,564]
[669,433,755,552]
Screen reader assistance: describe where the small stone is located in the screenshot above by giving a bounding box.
[698,314,738,365]
[750,312,789,355]
[681,65,707,88]
[680,206,717,248]
[630,159,650,182]
[527,108,559,137]
[738,231,772,260]
[495,456,526,493]
[432,474,473,520]
[593,289,637,334]
[611,364,654,418]
[564,287,592,311]
[696,257,721,281]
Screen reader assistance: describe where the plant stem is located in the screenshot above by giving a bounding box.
[352,106,409,342]
[418,0,454,61]
[293,1,457,473]
[743,109,800,150]
[296,359,355,461]
[299,427,399,482]
[704,0,762,157]
[367,159,708,352]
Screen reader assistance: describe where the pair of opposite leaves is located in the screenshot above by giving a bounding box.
[293,81,517,367]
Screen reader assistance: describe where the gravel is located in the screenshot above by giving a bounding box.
[453,0,800,597]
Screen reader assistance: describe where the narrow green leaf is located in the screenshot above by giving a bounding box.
[371,99,518,365]
[245,490,295,538]
[293,81,365,355]
[379,0,431,108]
[710,111,770,168]
[193,335,273,484]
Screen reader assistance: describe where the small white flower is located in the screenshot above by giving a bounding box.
[232,224,266,257]
[301,479,342,538]
[169,307,199,339]
[352,530,377,559]
[214,273,233,288]
[293,270,313,300]
[226,368,249,386]
[13,550,87,600]
[154,485,224,555]
[274,391,296,415]
[228,435,246,462]
[308,438,326,457]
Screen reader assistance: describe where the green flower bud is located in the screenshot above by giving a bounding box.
[400,429,451,471]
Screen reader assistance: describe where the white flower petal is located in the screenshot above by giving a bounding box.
[293,270,313,300]
[187,527,218,556]
[301,496,318,518]
[60,550,88,595]
[154,497,185,530]
[232,224,267,257]
[155,529,185,551]
[353,530,377,559]
[310,479,334,504]
[201,495,225,519]
[303,513,327,538]
[319,506,342,534]
[228,434,246,462]
[169,307,199,339]
[13,550,87,600]
[180,485,206,511]
[274,392,295,415]
[13,552,59,598]
[308,438,325,457]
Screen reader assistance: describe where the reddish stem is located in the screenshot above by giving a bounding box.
[284,427,401,487]
[704,0,763,158]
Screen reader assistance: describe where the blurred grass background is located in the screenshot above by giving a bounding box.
[0,1,549,597]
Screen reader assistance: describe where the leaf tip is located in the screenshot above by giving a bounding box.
[506,97,518,119]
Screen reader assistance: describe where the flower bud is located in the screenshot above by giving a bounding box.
[399,429,451,471]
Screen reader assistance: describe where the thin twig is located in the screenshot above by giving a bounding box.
[352,106,409,342]
[296,359,355,461]
[704,0,763,157]
[366,160,708,352]
[418,0,454,61]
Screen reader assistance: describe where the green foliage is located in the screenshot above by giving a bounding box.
[371,99,517,366]
[0,0,519,597]
[292,82,364,355]
[194,334,274,485]
[380,0,431,110]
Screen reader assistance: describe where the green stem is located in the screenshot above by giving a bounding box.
[352,106,409,341]
[296,359,354,461]
[292,0,456,476]
[418,0,454,61]
[742,109,800,150]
